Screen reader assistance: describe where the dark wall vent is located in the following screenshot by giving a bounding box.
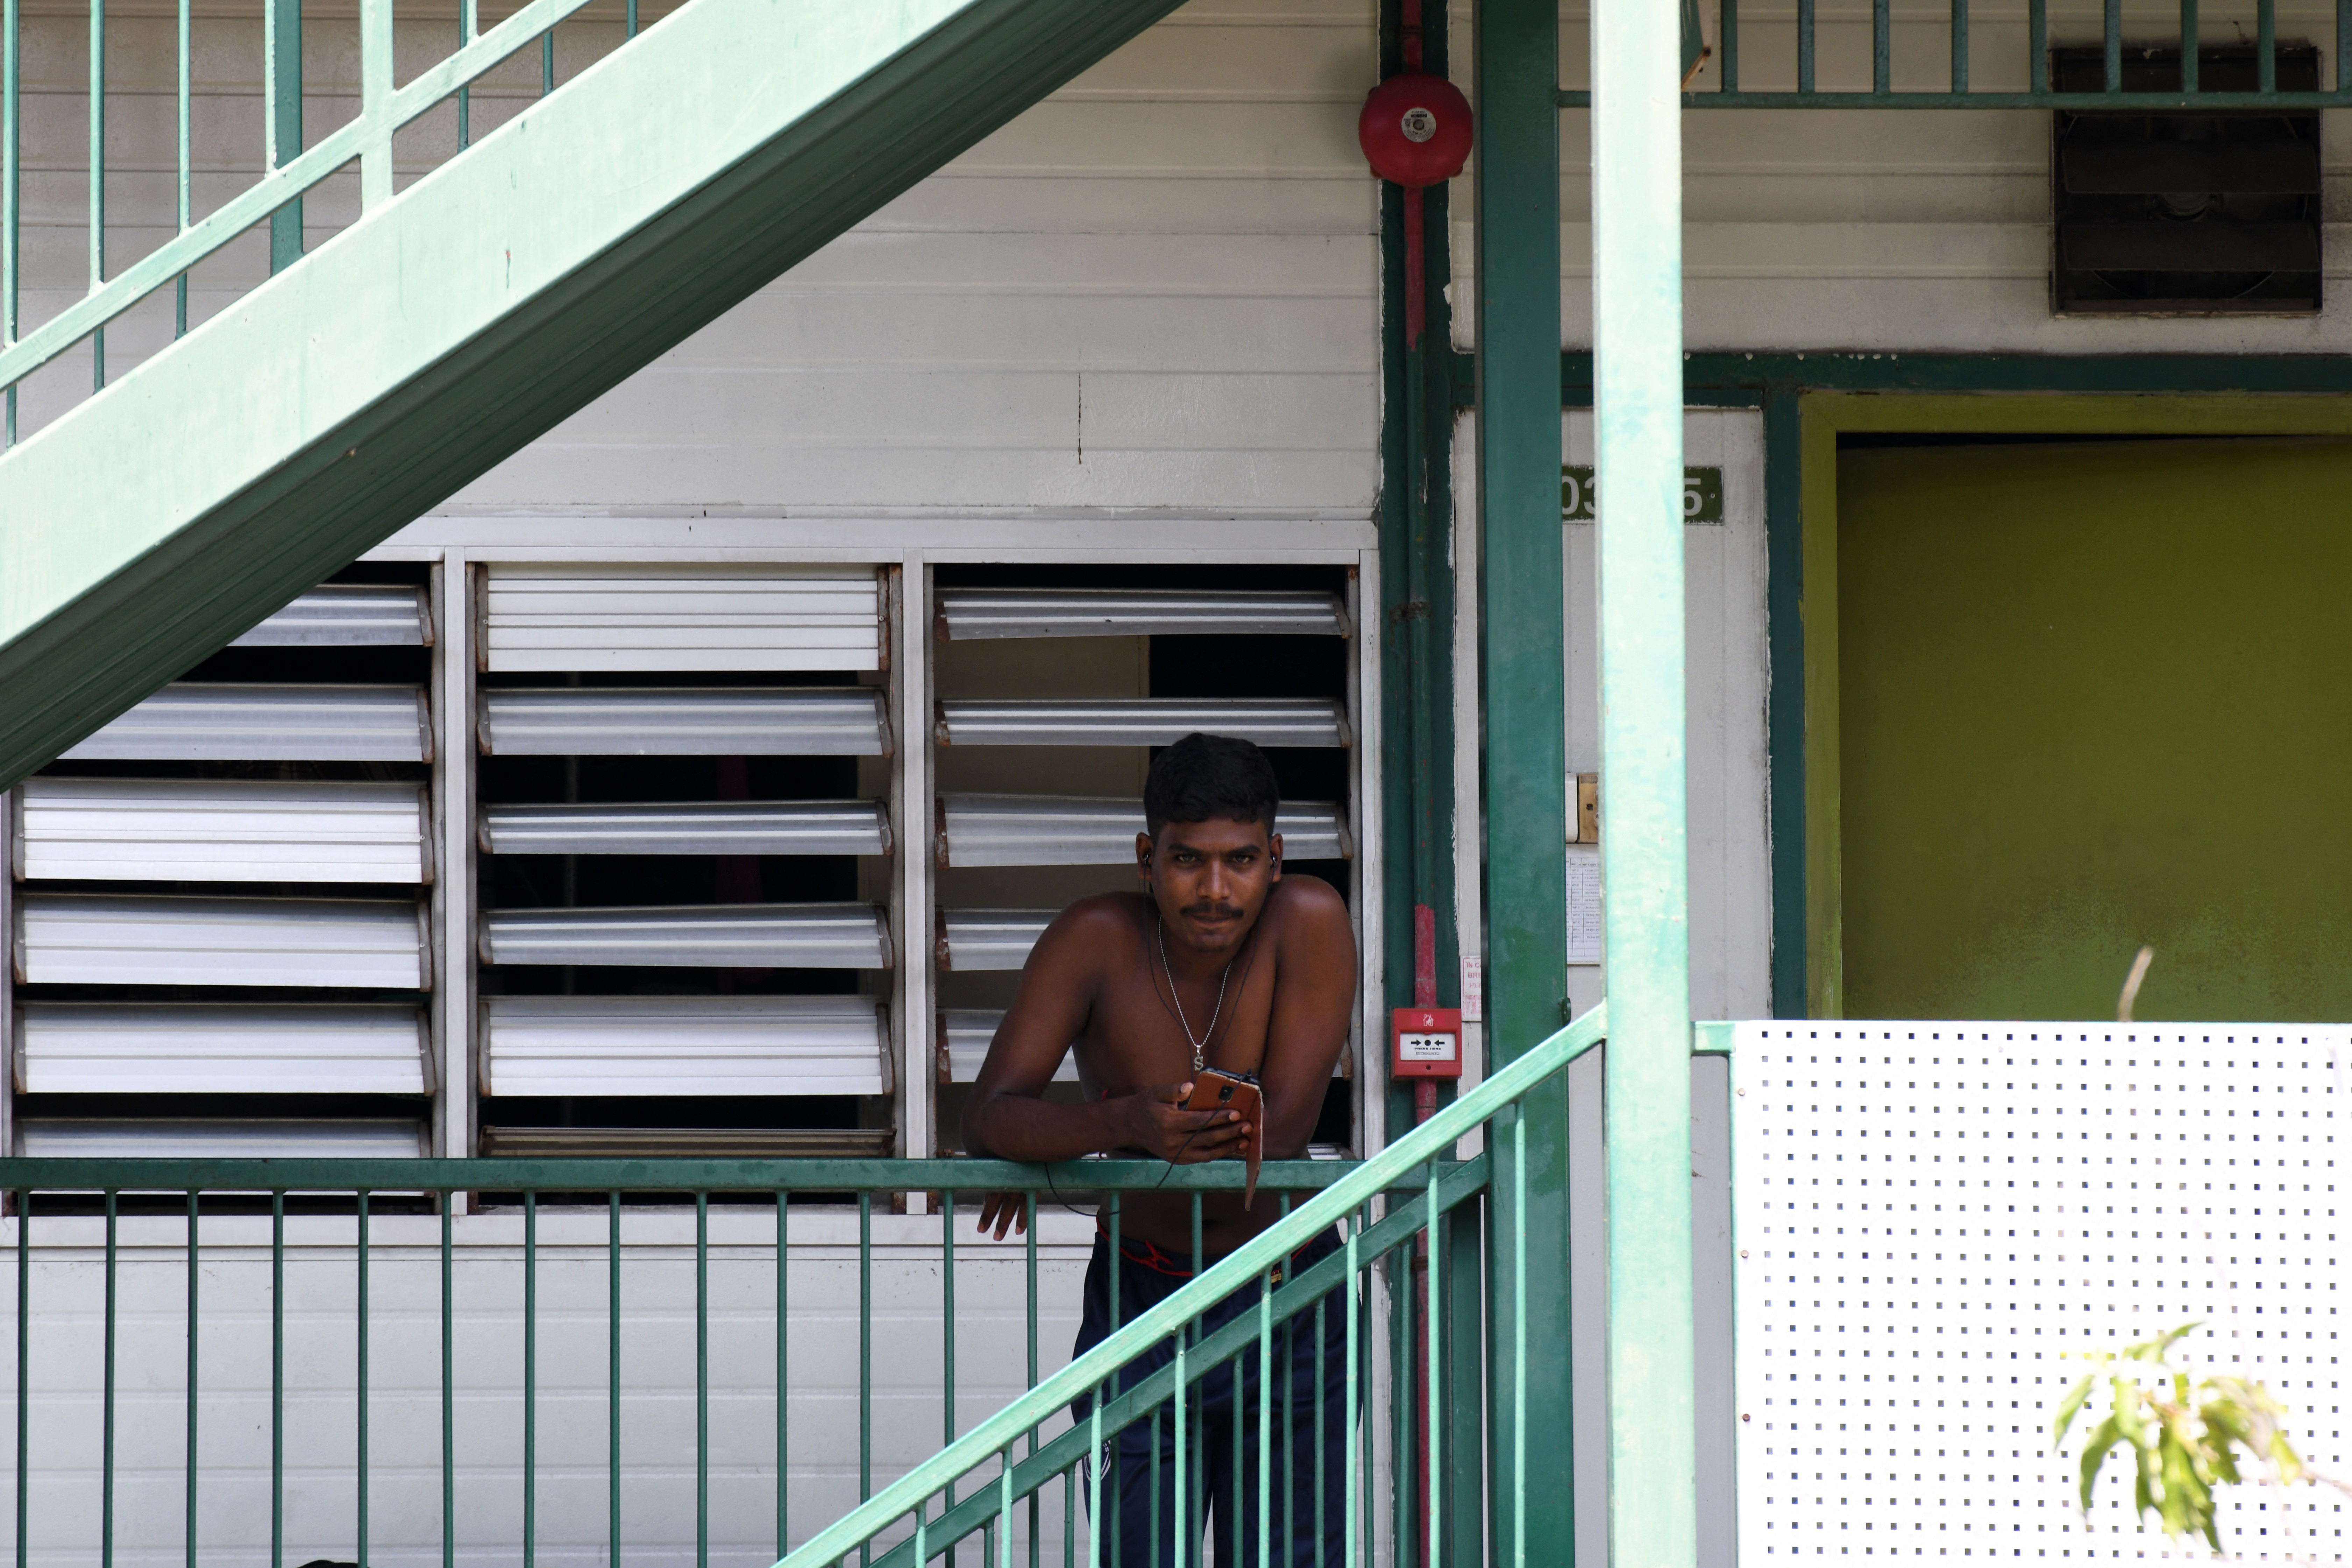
[2051,46,2322,315]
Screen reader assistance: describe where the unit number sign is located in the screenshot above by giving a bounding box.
[1561,466,1724,524]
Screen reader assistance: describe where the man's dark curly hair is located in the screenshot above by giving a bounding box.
[1143,732,1280,839]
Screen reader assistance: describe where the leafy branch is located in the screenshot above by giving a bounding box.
[2052,1322,2317,1553]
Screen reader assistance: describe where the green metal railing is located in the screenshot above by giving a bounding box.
[0,1150,1394,1568]
[780,1002,1611,1568]
[1562,0,2352,106]
[0,0,647,448]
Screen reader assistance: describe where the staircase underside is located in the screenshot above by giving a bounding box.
[0,0,1182,787]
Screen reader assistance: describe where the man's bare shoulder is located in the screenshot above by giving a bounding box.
[1263,873,1352,938]
[1034,891,1150,963]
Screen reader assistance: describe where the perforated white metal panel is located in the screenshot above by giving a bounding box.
[1734,1022,2346,1565]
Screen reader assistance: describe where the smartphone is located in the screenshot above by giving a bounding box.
[1180,1067,1264,1209]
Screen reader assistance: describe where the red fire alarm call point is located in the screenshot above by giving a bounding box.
[1390,1005,1463,1080]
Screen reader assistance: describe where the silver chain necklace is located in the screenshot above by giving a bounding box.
[1156,915,1234,1073]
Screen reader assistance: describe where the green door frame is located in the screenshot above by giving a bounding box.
[1537,351,2352,1019]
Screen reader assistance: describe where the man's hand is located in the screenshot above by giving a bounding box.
[1119,1081,1251,1164]
[976,1190,1029,1240]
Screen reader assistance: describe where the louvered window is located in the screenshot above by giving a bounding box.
[5,571,439,1155]
[926,569,1363,1155]
[470,563,900,1158]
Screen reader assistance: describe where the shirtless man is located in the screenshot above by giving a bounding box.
[963,732,1357,1568]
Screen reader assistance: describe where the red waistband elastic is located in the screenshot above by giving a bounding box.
[1096,1223,1313,1282]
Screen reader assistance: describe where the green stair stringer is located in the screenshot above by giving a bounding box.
[0,0,1183,788]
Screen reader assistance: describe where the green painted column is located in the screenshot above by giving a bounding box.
[1473,0,1568,1562]
[1591,0,1697,1563]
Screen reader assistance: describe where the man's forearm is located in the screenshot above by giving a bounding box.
[964,1093,1131,1163]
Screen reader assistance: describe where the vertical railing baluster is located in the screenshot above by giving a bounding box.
[1950,0,1968,92]
[2182,0,2200,92]
[1106,1195,1119,1568]
[2,0,17,446]
[2104,0,2122,91]
[541,30,553,95]
[1718,0,1737,90]
[858,1189,872,1568]
[625,0,637,38]
[773,1190,785,1560]
[525,1190,538,1568]
[1393,1219,1413,1567]
[88,0,104,389]
[1277,1193,1292,1559]
[1171,1325,1187,1568]
[1257,1268,1273,1568]
[2258,0,2276,91]
[2029,0,2048,95]
[1796,0,1814,93]
[172,0,186,333]
[358,0,390,207]
[997,1454,1013,1568]
[264,0,300,268]
[185,1192,198,1568]
[942,1190,957,1568]
[1025,1193,1038,1568]
[613,1192,625,1568]
[358,1191,372,1568]
[697,1192,711,1568]
[441,1191,453,1568]
[1511,1115,1527,1568]
[1872,0,1889,93]
[1188,1195,1201,1567]
[1424,1177,1442,1568]
[1342,1211,1358,1568]
[1062,1460,1074,1568]
[276,1192,287,1568]
[1086,1388,1102,1568]
[457,0,474,149]
[102,1193,117,1568]
[13,1192,26,1568]
[1312,1293,1325,1563]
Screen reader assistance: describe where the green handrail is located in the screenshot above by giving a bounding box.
[774,1000,1610,1568]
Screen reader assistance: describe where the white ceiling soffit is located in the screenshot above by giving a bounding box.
[482,994,889,1097]
[58,684,432,763]
[15,1002,430,1095]
[477,687,890,757]
[480,902,892,970]
[936,796,1349,867]
[482,563,883,673]
[17,778,431,884]
[935,697,1350,749]
[14,893,429,988]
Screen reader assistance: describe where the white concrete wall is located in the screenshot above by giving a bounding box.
[1441,0,2352,353]
[0,1206,1094,1568]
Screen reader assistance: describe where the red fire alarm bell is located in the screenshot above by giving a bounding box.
[1356,73,1472,189]
[1391,1005,1463,1080]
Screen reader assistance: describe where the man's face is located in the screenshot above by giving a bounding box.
[1136,815,1283,958]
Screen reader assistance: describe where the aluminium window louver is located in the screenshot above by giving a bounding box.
[59,685,432,763]
[481,564,884,672]
[479,800,890,858]
[934,908,1053,973]
[477,688,891,757]
[14,893,430,989]
[15,779,431,884]
[17,1119,428,1158]
[934,698,1349,749]
[479,902,893,969]
[482,995,890,1097]
[14,1002,431,1095]
[934,588,1349,641]
[231,584,432,647]
[936,1009,1075,1084]
[935,796,1349,867]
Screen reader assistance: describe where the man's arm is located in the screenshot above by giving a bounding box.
[1251,877,1359,1160]
[961,899,1248,1165]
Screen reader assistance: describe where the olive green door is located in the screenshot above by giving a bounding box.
[1838,435,2352,1022]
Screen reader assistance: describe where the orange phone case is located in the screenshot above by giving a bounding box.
[1182,1069,1264,1209]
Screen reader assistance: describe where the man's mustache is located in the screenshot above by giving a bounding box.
[1181,902,1244,921]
